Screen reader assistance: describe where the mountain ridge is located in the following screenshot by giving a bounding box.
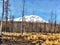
[14,15,48,23]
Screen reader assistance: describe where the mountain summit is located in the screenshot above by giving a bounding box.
[14,15,48,23]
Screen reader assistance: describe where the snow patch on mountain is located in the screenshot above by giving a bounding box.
[14,15,48,23]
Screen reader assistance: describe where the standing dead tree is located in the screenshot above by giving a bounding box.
[1,0,4,34]
[5,0,9,32]
[43,22,46,33]
[49,11,57,33]
[21,0,25,34]
[11,16,14,33]
[0,0,4,43]
[54,11,57,33]
[49,11,54,33]
[9,9,12,32]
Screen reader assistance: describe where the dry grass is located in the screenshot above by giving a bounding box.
[2,32,60,45]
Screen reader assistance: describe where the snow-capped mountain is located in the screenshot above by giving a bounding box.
[14,15,48,23]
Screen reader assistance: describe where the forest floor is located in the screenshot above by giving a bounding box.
[1,32,60,45]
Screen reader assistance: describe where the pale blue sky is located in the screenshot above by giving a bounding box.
[0,0,60,23]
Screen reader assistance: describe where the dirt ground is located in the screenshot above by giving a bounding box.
[0,39,36,45]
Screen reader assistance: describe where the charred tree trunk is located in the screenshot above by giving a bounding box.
[44,22,46,33]
[0,0,5,43]
[21,0,25,34]
[11,16,14,33]
[54,12,57,33]
[5,0,9,32]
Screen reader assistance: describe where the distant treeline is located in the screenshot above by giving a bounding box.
[0,21,60,33]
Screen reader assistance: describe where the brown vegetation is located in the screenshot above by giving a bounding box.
[0,21,60,33]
